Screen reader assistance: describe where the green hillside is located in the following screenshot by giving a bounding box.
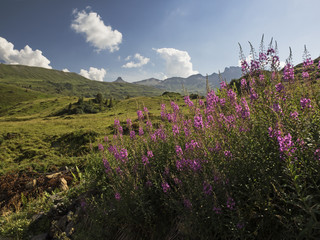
[0,64,163,99]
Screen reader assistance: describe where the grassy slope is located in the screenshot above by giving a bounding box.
[0,94,183,175]
[0,64,163,99]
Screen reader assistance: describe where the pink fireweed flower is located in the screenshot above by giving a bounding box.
[115,192,121,201]
[139,127,144,136]
[199,99,204,106]
[114,119,120,127]
[145,180,152,187]
[98,144,104,151]
[203,181,213,195]
[213,206,222,214]
[183,199,192,209]
[143,107,149,113]
[147,150,154,158]
[219,98,226,106]
[172,124,180,136]
[240,78,247,88]
[173,177,182,185]
[142,155,149,166]
[283,63,294,81]
[302,71,309,79]
[277,133,296,156]
[146,120,153,129]
[161,181,170,193]
[314,149,320,161]
[300,98,312,109]
[103,158,111,174]
[130,130,136,139]
[241,97,250,119]
[224,150,232,159]
[250,89,258,101]
[318,60,320,70]
[170,101,180,113]
[126,118,132,128]
[185,140,199,151]
[226,197,235,210]
[240,60,249,74]
[184,95,194,107]
[220,81,227,90]
[275,83,284,93]
[272,103,282,113]
[290,111,299,120]
[227,89,237,103]
[116,167,123,175]
[137,110,144,120]
[176,145,183,158]
[259,74,265,82]
[194,113,204,129]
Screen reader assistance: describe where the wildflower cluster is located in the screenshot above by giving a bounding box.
[88,41,320,239]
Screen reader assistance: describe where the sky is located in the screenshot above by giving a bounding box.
[1,0,320,82]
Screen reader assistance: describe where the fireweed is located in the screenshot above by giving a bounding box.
[84,42,320,239]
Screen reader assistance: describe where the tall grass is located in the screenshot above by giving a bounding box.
[81,41,320,239]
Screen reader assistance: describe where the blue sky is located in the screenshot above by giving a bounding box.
[1,0,320,82]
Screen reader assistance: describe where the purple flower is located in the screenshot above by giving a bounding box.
[300,98,312,109]
[172,124,180,136]
[184,95,194,107]
[220,81,227,90]
[290,111,299,120]
[226,197,235,210]
[170,101,180,113]
[161,182,170,193]
[98,144,104,151]
[176,145,183,158]
[314,149,320,161]
[173,177,182,185]
[273,103,282,113]
[275,83,284,93]
[142,155,149,166]
[219,98,226,106]
[139,127,144,136]
[259,74,265,82]
[146,180,152,187]
[126,118,132,128]
[194,114,204,129]
[137,110,144,120]
[240,78,247,88]
[203,181,212,195]
[213,206,222,214]
[302,71,309,78]
[147,150,154,158]
[130,130,136,139]
[115,192,121,201]
[143,107,149,113]
[103,158,112,174]
[224,150,232,159]
[183,199,192,209]
[283,63,294,81]
[161,104,166,120]
[277,133,296,156]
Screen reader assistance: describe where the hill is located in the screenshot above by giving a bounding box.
[0,64,163,99]
[134,66,242,94]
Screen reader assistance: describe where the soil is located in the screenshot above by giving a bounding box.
[0,170,73,214]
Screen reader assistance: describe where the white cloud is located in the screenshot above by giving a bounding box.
[122,53,150,68]
[71,8,122,52]
[0,36,52,69]
[62,68,70,72]
[154,48,198,78]
[79,67,106,81]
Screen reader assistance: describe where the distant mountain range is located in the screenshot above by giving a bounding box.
[133,66,242,95]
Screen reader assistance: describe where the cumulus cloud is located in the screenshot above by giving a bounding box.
[79,67,106,81]
[154,48,198,78]
[62,68,70,72]
[71,8,122,52]
[0,36,51,69]
[122,53,150,68]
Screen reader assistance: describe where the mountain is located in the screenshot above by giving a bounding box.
[0,64,163,100]
[113,77,126,83]
[134,66,242,94]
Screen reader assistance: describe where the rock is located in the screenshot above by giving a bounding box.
[26,179,37,189]
[31,233,48,240]
[60,178,69,191]
[46,172,62,179]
